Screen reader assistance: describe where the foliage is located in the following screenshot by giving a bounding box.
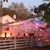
[8,2,32,20]
[34,2,50,23]
[3,2,34,20]
[3,8,17,17]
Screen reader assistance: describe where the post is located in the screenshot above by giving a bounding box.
[0,0,3,36]
[0,0,8,37]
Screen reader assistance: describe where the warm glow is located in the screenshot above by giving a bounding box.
[2,34,5,37]
[36,23,39,25]
[7,33,10,37]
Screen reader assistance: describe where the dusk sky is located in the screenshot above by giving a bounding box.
[3,0,49,8]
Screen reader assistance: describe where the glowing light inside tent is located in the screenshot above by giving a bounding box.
[35,26,38,28]
[7,33,10,37]
[36,23,39,25]
[2,34,5,37]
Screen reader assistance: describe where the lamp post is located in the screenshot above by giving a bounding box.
[0,0,8,36]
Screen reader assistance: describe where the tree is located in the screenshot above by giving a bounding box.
[3,3,34,20]
[34,2,50,24]
[3,8,17,17]
[8,2,33,20]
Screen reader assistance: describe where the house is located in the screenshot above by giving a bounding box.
[2,15,16,24]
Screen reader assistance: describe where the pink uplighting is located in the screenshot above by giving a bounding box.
[1,15,49,39]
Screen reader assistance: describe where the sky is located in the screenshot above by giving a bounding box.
[3,0,49,8]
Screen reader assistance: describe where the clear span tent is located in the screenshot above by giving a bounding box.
[2,15,48,37]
